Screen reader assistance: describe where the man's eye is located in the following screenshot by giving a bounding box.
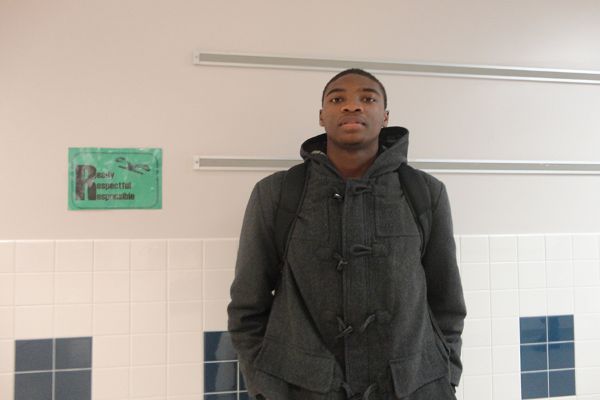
[330,97,343,104]
[363,97,376,103]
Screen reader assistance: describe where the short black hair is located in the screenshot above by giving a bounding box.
[321,68,387,108]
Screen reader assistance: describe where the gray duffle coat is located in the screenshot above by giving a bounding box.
[228,127,466,400]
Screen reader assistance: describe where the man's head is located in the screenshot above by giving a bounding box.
[319,69,389,153]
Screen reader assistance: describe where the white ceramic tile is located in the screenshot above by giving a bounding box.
[93,303,130,335]
[14,305,53,338]
[204,239,238,269]
[455,383,464,400]
[462,318,491,348]
[462,347,492,376]
[167,364,203,396]
[167,302,203,332]
[461,263,490,291]
[94,240,130,271]
[131,366,166,398]
[132,334,167,366]
[573,234,600,260]
[54,304,93,337]
[492,345,520,373]
[93,368,129,400]
[517,235,545,262]
[492,373,520,400]
[0,241,14,273]
[0,340,14,373]
[575,341,600,368]
[0,274,14,306]
[168,270,203,301]
[0,307,13,339]
[167,240,203,270]
[54,272,93,304]
[464,292,491,319]
[0,373,14,400]
[547,288,575,315]
[575,315,600,341]
[491,290,519,318]
[574,260,600,287]
[15,241,54,272]
[202,269,234,301]
[577,368,600,395]
[93,335,130,367]
[490,263,518,290]
[460,236,489,263]
[546,261,574,288]
[55,240,93,271]
[203,300,228,331]
[131,302,166,334]
[131,271,166,302]
[575,287,600,314]
[519,289,547,317]
[131,240,167,270]
[518,262,546,289]
[14,273,53,305]
[168,332,204,364]
[94,272,130,303]
[462,374,492,400]
[491,317,520,346]
[545,234,572,260]
[489,236,517,263]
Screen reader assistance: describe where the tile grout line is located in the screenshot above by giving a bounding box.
[128,239,132,399]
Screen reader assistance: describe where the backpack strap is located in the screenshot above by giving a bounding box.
[398,164,433,258]
[274,162,309,261]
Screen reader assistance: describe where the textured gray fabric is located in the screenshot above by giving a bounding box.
[228,127,466,399]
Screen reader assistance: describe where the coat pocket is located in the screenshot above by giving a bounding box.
[389,345,448,398]
[253,338,336,394]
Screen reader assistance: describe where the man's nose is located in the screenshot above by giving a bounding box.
[342,99,363,112]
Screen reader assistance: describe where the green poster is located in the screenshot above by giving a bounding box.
[68,148,162,210]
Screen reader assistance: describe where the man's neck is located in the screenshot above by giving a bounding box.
[327,146,378,180]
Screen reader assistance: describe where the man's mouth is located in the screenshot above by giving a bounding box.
[339,118,366,127]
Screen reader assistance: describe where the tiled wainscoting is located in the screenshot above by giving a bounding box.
[0,235,599,399]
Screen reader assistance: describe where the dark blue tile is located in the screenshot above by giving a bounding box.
[520,317,547,344]
[204,394,238,400]
[204,331,237,361]
[521,372,549,399]
[548,342,575,370]
[239,392,252,400]
[521,344,548,372]
[15,339,53,372]
[204,361,238,393]
[55,370,92,400]
[548,315,574,342]
[549,369,576,397]
[239,362,246,390]
[15,372,53,400]
[55,337,92,370]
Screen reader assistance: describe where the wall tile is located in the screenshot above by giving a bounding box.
[14,371,52,400]
[55,370,92,400]
[93,240,130,271]
[461,263,490,291]
[131,239,167,270]
[167,364,203,396]
[490,263,518,290]
[131,334,166,366]
[548,342,575,369]
[93,272,130,303]
[546,260,574,288]
[203,300,229,332]
[549,369,576,397]
[0,307,14,339]
[575,287,600,314]
[168,270,203,301]
[167,302,203,332]
[204,331,237,362]
[573,260,600,287]
[489,236,518,263]
[576,367,600,395]
[460,236,489,263]
[0,340,14,373]
[492,373,520,400]
[547,288,575,315]
[518,262,546,289]
[546,234,573,260]
[15,241,54,272]
[490,290,519,318]
[92,335,130,368]
[0,274,14,306]
[0,241,15,273]
[168,240,203,270]
[93,303,130,335]
[517,236,545,262]
[575,341,600,368]
[575,315,600,341]
[573,234,600,260]
[54,272,92,304]
[168,332,203,364]
[14,305,53,339]
[464,291,491,319]
[204,239,238,269]
[92,368,129,400]
[0,373,14,400]
[521,371,548,399]
[130,366,166,398]
[462,374,492,400]
[15,273,53,306]
[15,339,53,371]
[54,304,93,337]
[519,290,547,317]
[492,318,520,346]
[131,271,166,302]
[55,337,92,370]
[55,240,93,272]
[204,361,237,393]
[203,270,234,301]
[462,347,492,376]
[520,344,547,371]
[492,345,520,373]
[131,302,166,334]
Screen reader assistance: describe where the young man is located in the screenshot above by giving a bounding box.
[228,69,466,400]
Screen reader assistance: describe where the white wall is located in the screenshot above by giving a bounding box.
[1,0,599,239]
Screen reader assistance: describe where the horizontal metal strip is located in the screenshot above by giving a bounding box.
[194,157,600,175]
[193,52,600,84]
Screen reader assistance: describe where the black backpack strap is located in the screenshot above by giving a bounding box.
[398,164,433,258]
[274,162,309,261]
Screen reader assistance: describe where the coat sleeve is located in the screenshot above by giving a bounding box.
[421,181,467,387]
[227,174,283,395]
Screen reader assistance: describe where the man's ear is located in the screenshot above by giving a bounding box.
[319,109,324,127]
[383,110,389,127]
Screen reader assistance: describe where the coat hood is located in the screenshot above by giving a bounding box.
[299,126,410,179]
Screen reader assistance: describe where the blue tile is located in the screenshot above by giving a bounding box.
[204,361,238,393]
[521,344,548,372]
[204,331,237,361]
[15,339,53,372]
[548,315,574,342]
[548,342,575,370]
[55,370,92,400]
[521,372,549,399]
[520,317,547,344]
[15,372,53,400]
[205,394,238,400]
[55,337,92,370]
[549,369,576,397]
[239,392,252,400]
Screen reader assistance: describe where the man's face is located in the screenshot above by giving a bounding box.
[319,73,389,153]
